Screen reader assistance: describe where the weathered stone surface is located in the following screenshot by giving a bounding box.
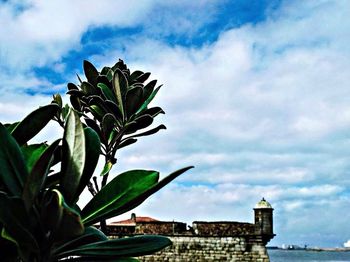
[138,236,270,262]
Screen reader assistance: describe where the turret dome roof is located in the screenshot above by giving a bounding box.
[255,198,273,209]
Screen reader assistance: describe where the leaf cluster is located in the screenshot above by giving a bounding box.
[0,60,193,261]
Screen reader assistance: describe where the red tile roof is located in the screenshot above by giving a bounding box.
[111,216,159,225]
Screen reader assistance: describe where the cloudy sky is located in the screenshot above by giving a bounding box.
[1,0,350,248]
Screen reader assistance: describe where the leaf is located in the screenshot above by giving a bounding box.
[102,113,116,142]
[67,89,85,97]
[126,86,143,118]
[55,198,85,241]
[40,189,64,234]
[84,118,101,137]
[68,82,79,90]
[81,170,159,225]
[4,122,19,133]
[98,83,117,103]
[83,60,99,87]
[136,72,151,83]
[44,172,61,188]
[53,226,107,256]
[86,167,193,225]
[100,160,113,177]
[142,80,157,100]
[125,124,166,140]
[11,104,60,146]
[126,115,154,134]
[113,69,127,121]
[105,100,123,124]
[100,66,111,76]
[74,127,101,200]
[88,95,110,116]
[22,139,60,210]
[0,234,18,261]
[136,85,162,115]
[52,93,63,107]
[117,138,137,149]
[0,123,28,196]
[60,110,86,204]
[70,96,82,111]
[90,105,104,121]
[97,75,111,88]
[56,235,171,259]
[21,143,48,173]
[129,70,144,83]
[81,81,98,96]
[0,192,39,259]
[141,107,165,118]
[63,257,139,262]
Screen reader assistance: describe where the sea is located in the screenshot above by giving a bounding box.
[268,249,350,262]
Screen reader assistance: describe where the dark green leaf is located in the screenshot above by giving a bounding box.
[98,83,117,103]
[125,125,166,140]
[53,226,107,256]
[102,113,116,141]
[84,60,99,87]
[4,122,19,133]
[0,192,39,258]
[129,70,144,83]
[84,118,101,137]
[68,83,79,90]
[136,85,162,115]
[126,115,153,134]
[70,96,82,111]
[136,72,151,83]
[81,81,98,95]
[11,104,60,146]
[65,257,139,262]
[81,170,159,225]
[88,95,110,116]
[90,105,105,120]
[40,189,64,234]
[141,107,165,118]
[61,110,86,204]
[143,80,157,100]
[100,66,111,76]
[55,198,84,241]
[67,89,85,97]
[112,59,128,72]
[0,123,28,196]
[93,166,193,222]
[0,234,18,261]
[21,143,48,173]
[105,100,123,123]
[106,68,113,81]
[97,75,111,87]
[57,235,171,259]
[22,139,60,210]
[74,127,101,200]
[45,172,61,188]
[126,86,143,118]
[117,138,137,149]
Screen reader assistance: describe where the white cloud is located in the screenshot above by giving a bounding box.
[98,1,350,246]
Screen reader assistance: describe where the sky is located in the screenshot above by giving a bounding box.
[0,0,350,248]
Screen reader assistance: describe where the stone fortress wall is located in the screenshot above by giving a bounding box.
[107,198,275,261]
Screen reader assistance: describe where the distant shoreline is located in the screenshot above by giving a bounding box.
[268,247,350,252]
